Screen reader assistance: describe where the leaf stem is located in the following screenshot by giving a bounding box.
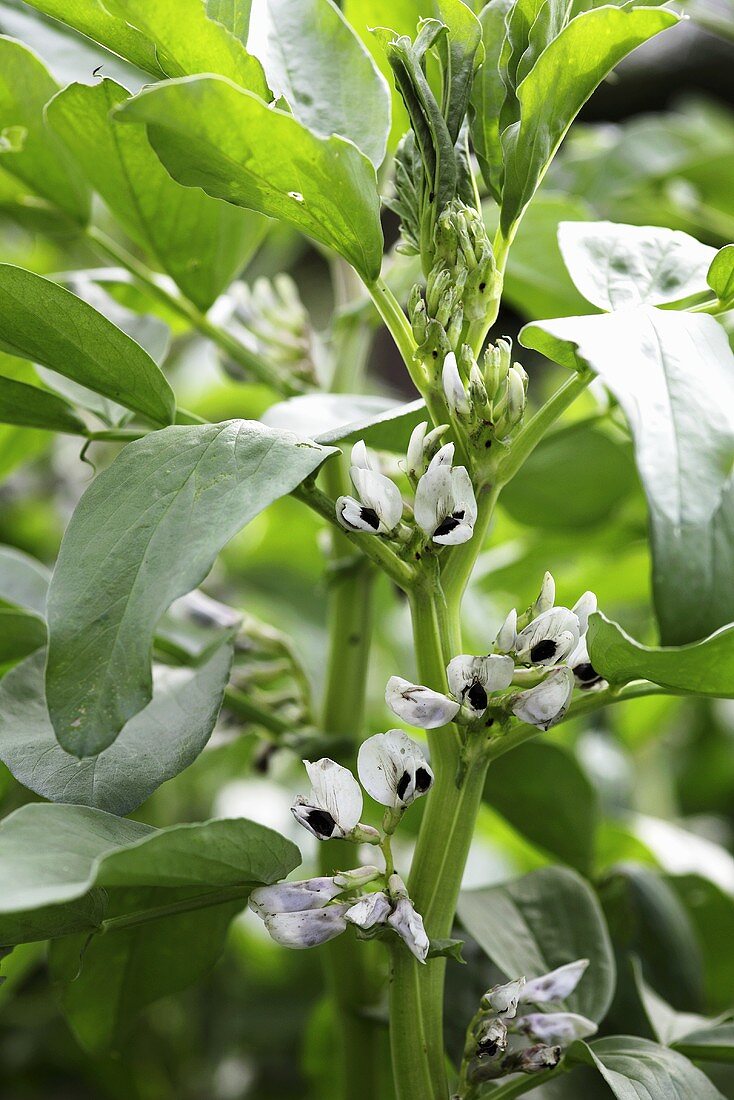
[85,226,303,396]
[98,886,252,934]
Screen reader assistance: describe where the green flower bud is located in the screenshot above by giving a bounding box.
[445,303,464,350]
[506,366,526,427]
[416,318,452,367]
[426,266,452,315]
[410,295,429,345]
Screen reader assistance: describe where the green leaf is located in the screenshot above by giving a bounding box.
[0,265,176,427]
[470,0,513,204]
[427,937,465,963]
[558,221,717,310]
[0,646,232,815]
[483,741,599,874]
[116,76,383,282]
[568,1036,726,1100]
[0,36,90,222]
[260,0,391,168]
[669,875,734,1014]
[674,1024,734,1064]
[588,613,734,697]
[263,393,426,451]
[500,6,678,233]
[0,608,46,665]
[0,374,86,434]
[206,0,252,40]
[521,309,734,645]
[103,0,269,96]
[708,244,734,302]
[0,545,50,615]
[501,422,637,530]
[46,80,267,311]
[458,866,615,1022]
[19,0,164,75]
[46,421,335,757]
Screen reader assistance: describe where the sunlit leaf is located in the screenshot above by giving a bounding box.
[708,244,734,302]
[47,80,267,311]
[0,36,89,222]
[0,646,233,815]
[116,76,383,282]
[522,309,734,644]
[46,421,336,756]
[0,265,176,427]
[263,392,426,451]
[19,0,163,74]
[568,1036,726,1100]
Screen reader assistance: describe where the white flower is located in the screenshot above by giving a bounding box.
[514,607,580,667]
[385,675,459,729]
[387,875,429,963]
[345,891,392,930]
[406,421,427,479]
[358,729,434,809]
[446,654,514,716]
[520,959,589,1004]
[336,442,403,535]
[534,571,556,615]
[517,1012,597,1045]
[482,977,526,1019]
[414,449,477,545]
[442,352,470,417]
[495,608,517,653]
[511,667,574,730]
[249,877,342,916]
[263,904,352,949]
[568,592,604,688]
[291,758,363,840]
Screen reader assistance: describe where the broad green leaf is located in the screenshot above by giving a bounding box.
[433,0,483,145]
[116,76,383,282]
[46,421,335,756]
[521,309,734,645]
[19,0,163,75]
[0,802,299,944]
[599,864,703,1011]
[0,608,46,665]
[0,374,86,434]
[500,7,678,233]
[708,244,734,302]
[501,423,637,530]
[588,613,734,697]
[46,80,267,311]
[258,0,391,168]
[458,866,615,1022]
[674,1024,734,1064]
[0,545,49,615]
[483,742,599,874]
[0,646,232,815]
[263,393,426,451]
[0,37,89,222]
[206,0,252,40]
[470,0,513,204]
[558,221,717,310]
[568,1036,726,1100]
[103,0,269,96]
[0,265,176,427]
[669,875,734,1014]
[343,0,417,150]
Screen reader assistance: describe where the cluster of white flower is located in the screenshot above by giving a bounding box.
[336,433,478,546]
[464,959,597,1084]
[250,732,434,962]
[386,573,604,734]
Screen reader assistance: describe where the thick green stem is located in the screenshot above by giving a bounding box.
[86,226,302,396]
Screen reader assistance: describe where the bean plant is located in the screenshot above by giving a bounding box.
[0,2,733,1100]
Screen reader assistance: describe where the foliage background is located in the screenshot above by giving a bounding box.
[0,0,733,1097]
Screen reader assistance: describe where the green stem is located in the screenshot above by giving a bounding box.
[224,686,291,738]
[477,1066,565,1099]
[86,226,302,397]
[99,886,251,934]
[441,482,501,610]
[366,277,421,384]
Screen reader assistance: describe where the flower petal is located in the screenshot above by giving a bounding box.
[495,608,517,653]
[514,607,580,667]
[510,667,574,730]
[249,878,342,916]
[345,891,392,930]
[336,495,382,533]
[517,1012,597,1045]
[358,729,433,808]
[385,675,459,729]
[350,467,403,532]
[388,897,429,962]
[263,904,351,949]
[442,352,470,416]
[406,421,428,479]
[304,758,363,832]
[520,959,589,1004]
[446,654,515,713]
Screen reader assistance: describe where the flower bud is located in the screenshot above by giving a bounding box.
[332,865,382,890]
[406,421,428,480]
[505,366,526,428]
[533,572,556,616]
[495,609,518,653]
[442,352,470,417]
[426,266,452,315]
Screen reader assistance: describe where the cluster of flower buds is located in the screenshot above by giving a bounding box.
[408,200,497,366]
[251,733,434,961]
[442,338,528,448]
[384,574,604,736]
[230,274,323,388]
[336,435,478,547]
[462,960,597,1086]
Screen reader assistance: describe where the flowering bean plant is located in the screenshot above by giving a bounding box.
[0,2,733,1099]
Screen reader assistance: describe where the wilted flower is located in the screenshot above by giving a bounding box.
[475,1016,508,1057]
[387,874,430,963]
[357,729,434,809]
[510,667,575,730]
[516,1012,597,1045]
[502,1044,563,1074]
[291,758,363,840]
